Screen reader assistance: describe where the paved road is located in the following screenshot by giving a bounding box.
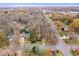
[42,11,72,56]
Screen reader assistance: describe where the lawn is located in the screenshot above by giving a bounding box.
[59,32,65,37]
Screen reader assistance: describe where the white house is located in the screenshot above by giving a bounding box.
[19,37,25,46]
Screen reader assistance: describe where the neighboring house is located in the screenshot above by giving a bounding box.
[7,35,14,42]
[19,32,30,46]
[7,32,30,42]
[67,32,79,40]
[61,27,69,32]
[19,37,25,46]
[20,32,30,39]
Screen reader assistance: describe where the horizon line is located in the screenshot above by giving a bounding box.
[0,3,79,7]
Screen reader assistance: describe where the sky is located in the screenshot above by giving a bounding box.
[0,3,79,7]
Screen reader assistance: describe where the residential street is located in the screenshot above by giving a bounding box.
[43,11,72,56]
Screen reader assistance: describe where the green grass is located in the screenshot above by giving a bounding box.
[59,32,65,37]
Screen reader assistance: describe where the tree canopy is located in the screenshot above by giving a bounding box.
[0,30,9,48]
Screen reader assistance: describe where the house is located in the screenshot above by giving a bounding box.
[19,37,25,46]
[61,27,69,32]
[20,32,30,39]
[67,32,79,40]
[7,34,14,42]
